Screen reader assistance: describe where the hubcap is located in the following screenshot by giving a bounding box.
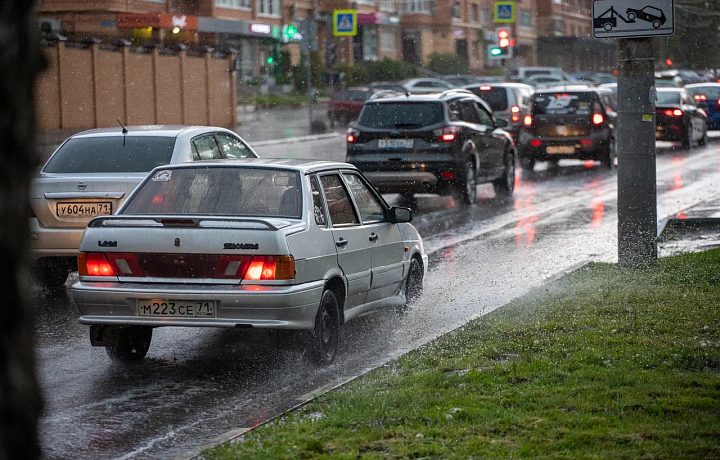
[466,165,476,198]
[320,305,334,357]
[507,156,515,190]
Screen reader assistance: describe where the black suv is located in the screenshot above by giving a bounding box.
[517,86,616,171]
[346,90,516,204]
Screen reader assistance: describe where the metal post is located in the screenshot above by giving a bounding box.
[306,42,313,134]
[616,37,657,268]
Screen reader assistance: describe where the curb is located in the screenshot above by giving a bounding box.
[251,132,342,147]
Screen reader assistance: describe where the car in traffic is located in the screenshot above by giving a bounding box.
[71,159,427,365]
[517,86,616,170]
[524,74,584,89]
[346,89,517,204]
[510,67,576,83]
[463,82,535,136]
[368,81,408,92]
[401,78,455,94]
[328,87,385,127]
[655,88,708,147]
[626,6,666,28]
[685,83,720,131]
[30,126,258,292]
[442,74,479,87]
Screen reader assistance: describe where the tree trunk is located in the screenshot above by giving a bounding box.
[0,3,46,460]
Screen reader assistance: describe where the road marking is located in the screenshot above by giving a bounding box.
[251,132,342,146]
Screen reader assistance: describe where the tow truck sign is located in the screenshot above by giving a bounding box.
[592,0,674,39]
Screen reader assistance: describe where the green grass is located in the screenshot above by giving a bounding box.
[207,250,720,460]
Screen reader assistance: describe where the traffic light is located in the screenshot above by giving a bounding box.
[497,28,510,48]
[488,27,513,60]
[267,56,274,64]
[488,45,511,59]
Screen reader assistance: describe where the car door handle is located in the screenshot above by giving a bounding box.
[336,238,349,247]
[369,233,379,242]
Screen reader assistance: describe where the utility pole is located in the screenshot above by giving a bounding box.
[616,37,657,268]
[306,35,313,134]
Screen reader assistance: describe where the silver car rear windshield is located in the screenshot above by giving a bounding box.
[44,136,176,174]
[122,167,303,219]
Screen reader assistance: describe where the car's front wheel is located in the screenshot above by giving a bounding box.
[308,290,340,365]
[105,326,153,362]
[627,12,636,20]
[493,150,516,197]
[520,156,535,171]
[405,257,424,306]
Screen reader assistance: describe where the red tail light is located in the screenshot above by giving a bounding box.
[580,139,592,146]
[523,115,533,126]
[592,113,604,125]
[211,255,252,279]
[432,126,461,142]
[530,139,542,147]
[78,253,116,277]
[346,128,359,143]
[511,105,520,122]
[106,253,145,277]
[664,109,683,117]
[440,172,456,179]
[244,256,295,281]
[511,105,520,113]
[479,85,492,91]
[694,94,707,101]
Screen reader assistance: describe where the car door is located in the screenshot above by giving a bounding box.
[191,134,223,161]
[319,172,372,309]
[457,99,490,178]
[682,92,704,140]
[341,171,404,305]
[214,132,257,159]
[474,101,506,176]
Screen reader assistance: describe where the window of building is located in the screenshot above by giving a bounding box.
[257,0,280,16]
[381,29,397,53]
[356,0,375,5]
[379,0,395,11]
[481,5,489,24]
[363,26,379,61]
[471,4,479,22]
[216,0,251,9]
[402,0,433,14]
[518,8,532,28]
[472,40,480,59]
[451,1,461,19]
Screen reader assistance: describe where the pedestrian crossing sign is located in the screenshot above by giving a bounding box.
[333,9,357,36]
[494,1,516,23]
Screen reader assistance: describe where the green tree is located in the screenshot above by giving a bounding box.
[666,2,720,69]
[427,53,469,75]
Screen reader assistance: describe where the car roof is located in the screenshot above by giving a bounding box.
[535,85,597,94]
[70,125,222,139]
[364,89,482,103]
[462,82,533,89]
[685,82,720,88]
[657,87,684,92]
[150,158,356,174]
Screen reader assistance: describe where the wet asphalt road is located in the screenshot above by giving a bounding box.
[35,139,720,460]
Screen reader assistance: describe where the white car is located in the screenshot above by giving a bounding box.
[30,126,257,291]
[401,78,455,94]
[71,159,427,364]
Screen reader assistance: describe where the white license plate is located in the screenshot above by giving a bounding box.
[546,146,576,154]
[378,139,414,149]
[137,300,216,318]
[56,201,112,218]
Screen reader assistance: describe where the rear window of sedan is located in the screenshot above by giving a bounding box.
[122,167,302,219]
[335,91,372,101]
[467,86,508,111]
[686,86,720,100]
[358,102,444,129]
[43,136,176,174]
[532,92,595,115]
[657,92,681,105]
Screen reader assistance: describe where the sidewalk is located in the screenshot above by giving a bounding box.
[206,249,720,460]
[235,102,334,143]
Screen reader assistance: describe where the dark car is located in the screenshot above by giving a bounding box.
[655,88,707,147]
[685,83,720,131]
[346,89,516,204]
[462,82,534,136]
[329,87,385,127]
[626,6,666,28]
[368,81,407,93]
[517,86,616,171]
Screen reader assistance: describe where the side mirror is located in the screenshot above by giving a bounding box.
[495,118,509,128]
[390,207,412,223]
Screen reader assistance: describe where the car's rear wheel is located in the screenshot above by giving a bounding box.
[520,156,535,171]
[493,150,515,197]
[698,127,708,146]
[600,138,616,169]
[627,12,636,20]
[34,266,69,294]
[308,290,340,365]
[453,161,477,205]
[681,126,692,149]
[105,326,152,362]
[652,20,661,29]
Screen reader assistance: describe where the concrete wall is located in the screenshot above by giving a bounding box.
[35,43,237,131]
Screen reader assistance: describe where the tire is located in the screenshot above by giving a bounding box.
[520,156,535,171]
[604,23,613,32]
[493,150,516,197]
[453,160,477,205]
[105,326,153,362]
[405,257,424,307]
[307,290,340,365]
[34,266,69,294]
[600,138,616,169]
[627,12,636,20]
[698,127,708,146]
[652,20,661,29]
[681,126,691,149]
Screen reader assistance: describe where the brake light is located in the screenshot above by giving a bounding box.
[511,105,520,122]
[664,109,683,117]
[592,113,604,125]
[694,94,707,101]
[243,256,295,281]
[432,126,461,142]
[580,139,592,146]
[106,253,145,277]
[440,172,456,179]
[511,105,520,113]
[530,139,542,147]
[523,115,533,126]
[78,253,116,277]
[479,85,492,91]
[346,128,359,143]
[210,255,253,279]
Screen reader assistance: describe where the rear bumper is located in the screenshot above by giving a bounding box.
[72,280,325,330]
[518,133,610,161]
[29,217,83,259]
[655,123,685,142]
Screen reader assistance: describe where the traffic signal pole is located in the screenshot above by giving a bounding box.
[616,37,658,268]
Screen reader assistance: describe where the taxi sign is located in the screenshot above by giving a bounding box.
[333,10,357,36]
[494,1,516,23]
[592,0,674,39]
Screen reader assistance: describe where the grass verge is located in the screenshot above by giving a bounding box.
[207,250,720,459]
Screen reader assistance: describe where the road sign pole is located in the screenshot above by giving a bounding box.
[616,37,657,268]
[306,40,313,134]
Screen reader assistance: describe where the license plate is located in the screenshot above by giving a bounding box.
[137,300,216,318]
[56,201,112,218]
[546,146,576,154]
[378,139,414,149]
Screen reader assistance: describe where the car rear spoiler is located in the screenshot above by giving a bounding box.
[87,215,287,231]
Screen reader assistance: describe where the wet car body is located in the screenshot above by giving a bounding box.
[517,86,616,170]
[685,83,720,131]
[462,82,535,136]
[71,159,426,364]
[29,126,258,290]
[346,90,517,204]
[328,87,383,127]
[655,88,707,146]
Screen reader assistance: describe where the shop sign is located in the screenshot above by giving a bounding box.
[117,13,198,30]
[250,23,272,34]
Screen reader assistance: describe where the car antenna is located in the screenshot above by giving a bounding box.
[117,119,128,146]
[405,89,410,97]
